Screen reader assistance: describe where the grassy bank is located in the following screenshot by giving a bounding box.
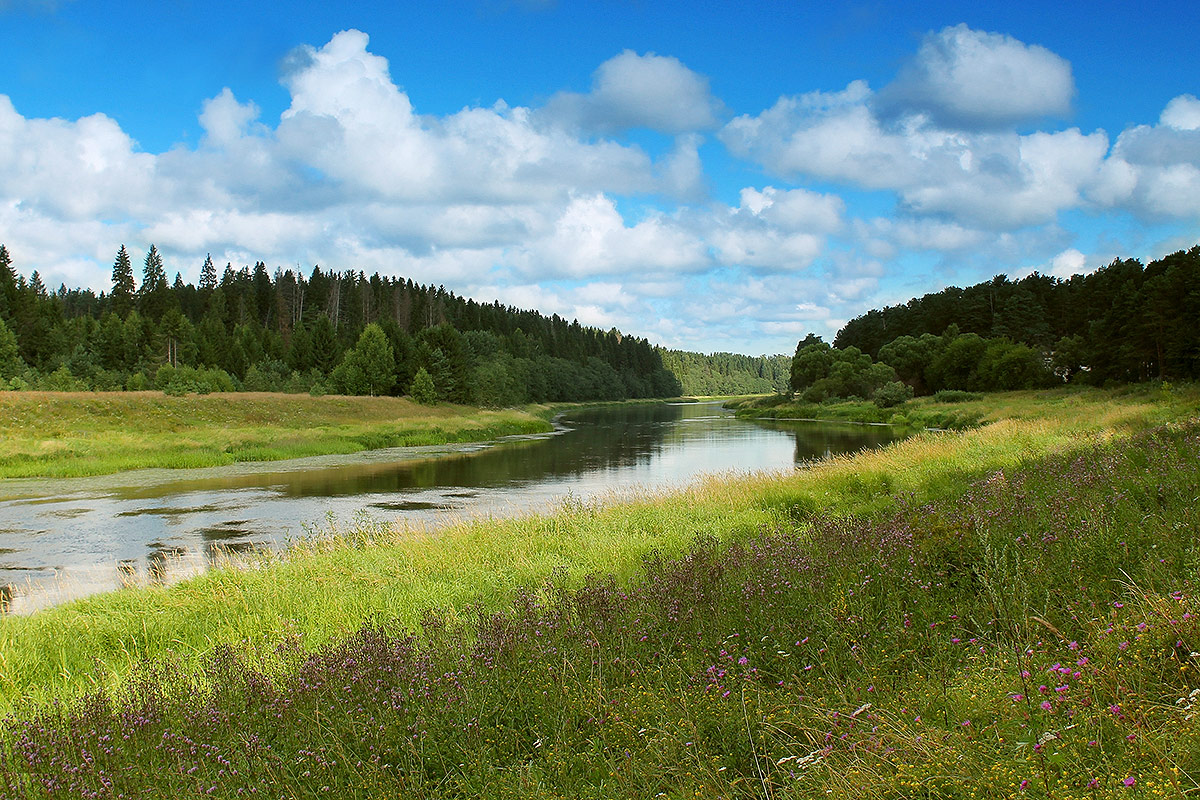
[0,391,553,479]
[728,384,1195,431]
[1,386,1198,797]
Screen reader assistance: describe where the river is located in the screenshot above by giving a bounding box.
[0,401,901,614]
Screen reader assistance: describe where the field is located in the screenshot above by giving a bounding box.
[0,385,1198,797]
[0,391,553,479]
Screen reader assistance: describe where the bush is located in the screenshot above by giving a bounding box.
[872,380,913,408]
[932,389,983,403]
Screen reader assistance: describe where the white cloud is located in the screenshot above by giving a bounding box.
[1161,94,1200,131]
[542,49,722,134]
[1046,248,1087,278]
[875,24,1074,129]
[509,193,709,279]
[722,78,1128,230]
[736,186,843,234]
[1103,95,1200,219]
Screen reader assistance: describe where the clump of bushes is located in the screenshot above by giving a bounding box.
[932,389,983,403]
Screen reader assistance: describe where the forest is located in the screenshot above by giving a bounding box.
[788,245,1200,404]
[0,244,786,405]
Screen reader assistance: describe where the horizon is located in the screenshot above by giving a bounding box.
[1,0,1198,355]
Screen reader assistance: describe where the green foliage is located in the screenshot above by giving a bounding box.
[789,334,832,393]
[659,348,790,395]
[109,245,136,318]
[409,366,437,404]
[0,317,22,380]
[872,379,913,408]
[837,245,1200,387]
[331,323,395,396]
[932,389,983,403]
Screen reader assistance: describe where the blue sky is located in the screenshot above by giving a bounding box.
[1,0,1197,354]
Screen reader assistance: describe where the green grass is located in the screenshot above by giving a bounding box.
[1,385,1199,797]
[0,391,553,478]
[0,385,1193,714]
[730,383,1199,431]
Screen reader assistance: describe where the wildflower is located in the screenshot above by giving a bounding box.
[1040,701,1052,711]
[1020,779,1029,790]
[1123,777,1136,787]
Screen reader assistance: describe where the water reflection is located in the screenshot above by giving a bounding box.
[0,402,903,613]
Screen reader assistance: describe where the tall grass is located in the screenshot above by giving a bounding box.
[0,386,1197,796]
[3,419,1200,797]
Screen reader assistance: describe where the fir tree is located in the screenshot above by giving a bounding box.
[110,246,136,317]
[0,244,16,322]
[199,255,218,293]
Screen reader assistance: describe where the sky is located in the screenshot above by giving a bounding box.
[1,0,1198,356]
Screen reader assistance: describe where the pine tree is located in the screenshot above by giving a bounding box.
[0,317,23,380]
[139,245,168,320]
[111,246,136,317]
[199,254,218,293]
[0,244,16,323]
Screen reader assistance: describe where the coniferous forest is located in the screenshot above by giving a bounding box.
[0,245,795,402]
[0,244,699,405]
[786,245,1200,406]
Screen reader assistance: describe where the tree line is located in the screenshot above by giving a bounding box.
[790,245,1200,402]
[0,244,689,405]
[658,350,791,396]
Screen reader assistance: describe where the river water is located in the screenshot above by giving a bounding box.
[0,402,901,614]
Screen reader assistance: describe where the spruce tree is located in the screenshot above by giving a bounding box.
[139,245,168,320]
[110,246,136,317]
[199,254,218,293]
[0,244,15,322]
[0,317,22,380]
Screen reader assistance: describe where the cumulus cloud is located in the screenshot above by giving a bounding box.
[542,50,722,134]
[508,193,709,279]
[1161,94,1200,131]
[1103,94,1200,219]
[1047,248,1088,278]
[875,24,1074,129]
[722,83,1112,229]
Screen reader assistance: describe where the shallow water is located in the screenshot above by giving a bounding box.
[0,401,901,613]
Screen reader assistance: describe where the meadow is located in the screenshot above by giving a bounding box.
[0,392,553,479]
[0,385,1198,797]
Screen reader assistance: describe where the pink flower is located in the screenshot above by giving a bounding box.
[1123,776,1136,787]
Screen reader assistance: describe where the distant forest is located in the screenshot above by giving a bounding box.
[789,245,1200,406]
[0,244,786,403]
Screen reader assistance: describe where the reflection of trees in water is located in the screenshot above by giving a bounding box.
[753,422,902,466]
[118,405,693,500]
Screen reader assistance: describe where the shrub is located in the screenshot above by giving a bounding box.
[872,380,913,408]
[932,389,983,403]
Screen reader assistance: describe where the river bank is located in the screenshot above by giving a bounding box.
[0,391,554,479]
[726,383,1196,431]
[1,386,1198,796]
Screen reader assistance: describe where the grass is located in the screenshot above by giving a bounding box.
[729,383,1198,432]
[1,385,1198,797]
[0,391,553,478]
